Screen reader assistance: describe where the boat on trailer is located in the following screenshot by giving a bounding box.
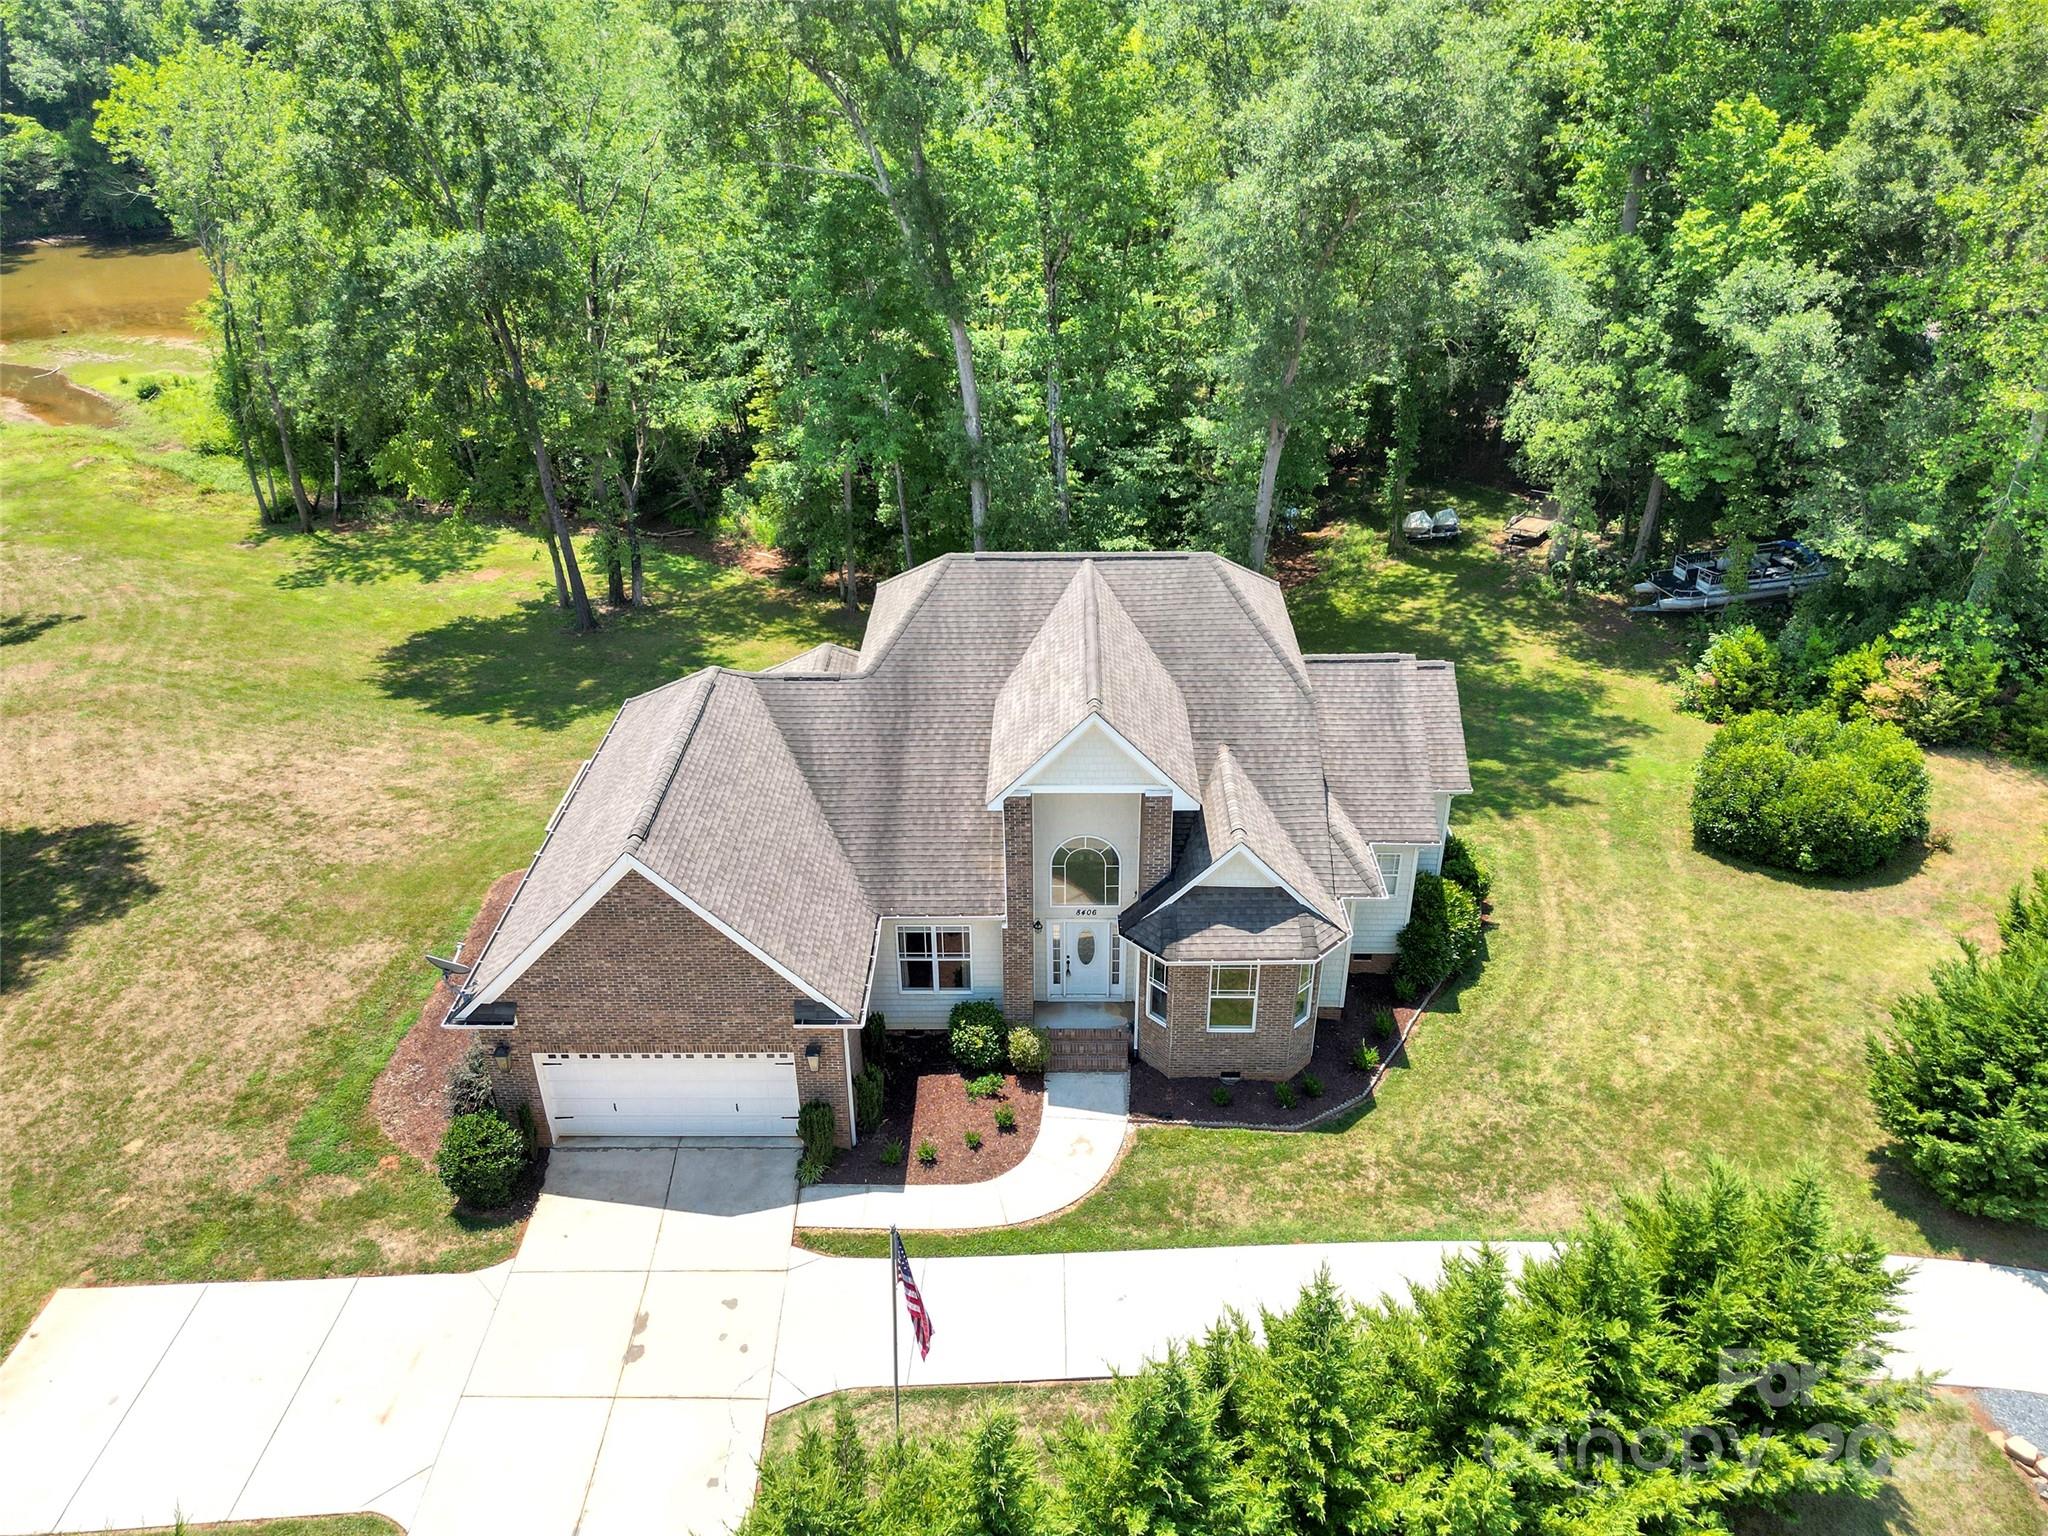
[1629,539,1829,615]
[1402,505,1461,543]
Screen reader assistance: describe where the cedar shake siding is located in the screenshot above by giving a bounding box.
[475,872,857,1147]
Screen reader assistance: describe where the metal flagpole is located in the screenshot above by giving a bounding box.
[889,1225,901,1441]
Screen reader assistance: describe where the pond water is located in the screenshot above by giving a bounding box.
[1,239,210,343]
[0,239,210,424]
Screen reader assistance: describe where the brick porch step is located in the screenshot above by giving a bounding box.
[1043,1025,1131,1073]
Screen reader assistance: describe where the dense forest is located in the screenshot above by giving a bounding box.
[14,0,2046,689]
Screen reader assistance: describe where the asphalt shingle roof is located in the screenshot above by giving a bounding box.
[1122,887,1345,962]
[459,552,1467,1018]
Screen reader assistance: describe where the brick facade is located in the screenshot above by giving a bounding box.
[471,871,858,1147]
[1137,794,1173,899]
[1001,797,1035,1023]
[1134,958,1318,1080]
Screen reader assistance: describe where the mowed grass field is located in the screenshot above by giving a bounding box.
[807,493,2048,1267]
[3,347,2045,1357]
[0,390,854,1350]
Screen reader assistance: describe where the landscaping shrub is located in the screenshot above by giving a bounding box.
[738,1165,1903,1536]
[1679,622,1786,721]
[1439,832,1492,905]
[853,1064,885,1135]
[916,1138,938,1167]
[1210,1084,1232,1107]
[1690,708,1930,876]
[1365,1005,1395,1038]
[1352,1042,1380,1074]
[795,1156,826,1187]
[435,1112,527,1209]
[965,1073,1004,1100]
[992,1104,1017,1132]
[1274,1082,1297,1109]
[2003,678,2048,762]
[947,999,1007,1074]
[964,1129,983,1150]
[862,1010,887,1065]
[879,1138,905,1166]
[445,1041,495,1117]
[1391,872,1482,1000]
[1301,1073,1323,1099]
[1005,1024,1049,1074]
[797,1101,836,1169]
[1867,871,2048,1225]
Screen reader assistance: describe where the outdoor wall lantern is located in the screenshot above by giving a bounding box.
[804,1041,822,1072]
[491,1040,511,1061]
[1031,918,1044,933]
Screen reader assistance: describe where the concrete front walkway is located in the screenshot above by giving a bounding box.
[796,1071,1128,1232]
[0,1145,798,1536]
[771,1244,2048,1411]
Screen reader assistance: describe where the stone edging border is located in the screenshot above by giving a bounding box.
[1135,972,1450,1135]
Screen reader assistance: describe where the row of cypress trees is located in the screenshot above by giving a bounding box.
[744,1165,1905,1535]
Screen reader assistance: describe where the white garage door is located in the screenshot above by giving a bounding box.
[536,1052,801,1138]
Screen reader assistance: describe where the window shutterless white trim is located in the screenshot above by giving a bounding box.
[1374,850,1405,901]
[1145,953,1169,1024]
[1294,963,1315,1027]
[896,923,973,992]
[1207,965,1256,1032]
[1051,835,1121,907]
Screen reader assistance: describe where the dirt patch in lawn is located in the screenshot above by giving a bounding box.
[1129,972,1421,1129]
[823,1031,1045,1186]
[371,869,524,1163]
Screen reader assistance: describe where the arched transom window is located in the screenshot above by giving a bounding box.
[1051,836,1120,906]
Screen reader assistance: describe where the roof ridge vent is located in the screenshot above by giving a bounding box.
[626,675,713,851]
[1079,558,1104,713]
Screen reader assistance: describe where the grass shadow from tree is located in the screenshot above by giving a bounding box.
[1,823,159,992]
[372,555,858,732]
[268,507,501,589]
[0,612,84,646]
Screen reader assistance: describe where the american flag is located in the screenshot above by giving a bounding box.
[891,1227,933,1359]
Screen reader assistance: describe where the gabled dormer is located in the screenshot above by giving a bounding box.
[984,559,1200,810]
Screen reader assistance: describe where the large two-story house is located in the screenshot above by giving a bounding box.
[445,552,1469,1147]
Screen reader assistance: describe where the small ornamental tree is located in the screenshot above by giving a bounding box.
[1680,623,1787,721]
[1690,709,1930,876]
[1392,872,1483,1000]
[1867,874,2048,1226]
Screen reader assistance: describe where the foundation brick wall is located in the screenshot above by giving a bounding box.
[1137,959,1317,1080]
[473,871,857,1147]
[1001,797,1035,1023]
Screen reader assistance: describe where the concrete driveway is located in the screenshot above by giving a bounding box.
[0,1144,798,1536]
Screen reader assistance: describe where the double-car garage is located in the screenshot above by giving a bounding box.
[534,1051,801,1139]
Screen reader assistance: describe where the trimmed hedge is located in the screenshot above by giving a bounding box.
[435,1111,527,1209]
[947,999,1007,1074]
[1392,872,1482,1000]
[1006,1024,1049,1074]
[1439,832,1492,905]
[797,1100,836,1168]
[1690,708,1930,876]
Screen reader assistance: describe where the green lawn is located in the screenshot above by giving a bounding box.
[5,357,2044,1361]
[0,398,854,1350]
[808,492,2048,1268]
[766,1384,2046,1536]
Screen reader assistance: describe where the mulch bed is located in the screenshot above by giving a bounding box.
[821,1031,1046,1187]
[1128,972,1422,1130]
[371,869,524,1164]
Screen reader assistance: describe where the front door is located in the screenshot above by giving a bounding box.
[1050,920,1113,999]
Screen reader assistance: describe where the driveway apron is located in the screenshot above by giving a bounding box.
[0,1144,799,1536]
